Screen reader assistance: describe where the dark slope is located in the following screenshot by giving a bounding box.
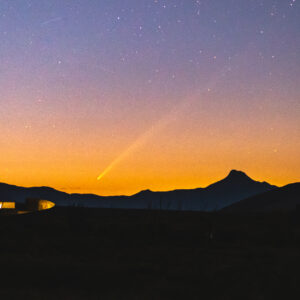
[0,170,277,211]
[223,182,300,213]
[0,182,123,207]
[0,182,72,206]
[130,170,276,211]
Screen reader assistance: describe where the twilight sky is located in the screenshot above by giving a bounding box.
[0,0,299,195]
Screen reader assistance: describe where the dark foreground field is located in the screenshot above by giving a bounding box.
[1,207,300,299]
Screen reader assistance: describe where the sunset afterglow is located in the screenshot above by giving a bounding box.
[0,1,299,195]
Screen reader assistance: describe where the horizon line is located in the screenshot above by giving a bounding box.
[1,169,296,198]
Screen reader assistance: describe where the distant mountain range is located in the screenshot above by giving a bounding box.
[223,182,300,212]
[2,169,294,212]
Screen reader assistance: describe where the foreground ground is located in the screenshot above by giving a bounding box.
[1,207,300,299]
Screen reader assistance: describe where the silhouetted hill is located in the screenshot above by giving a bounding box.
[129,170,277,211]
[0,170,277,211]
[0,182,71,206]
[223,183,300,212]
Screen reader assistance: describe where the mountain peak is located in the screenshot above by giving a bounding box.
[134,189,153,196]
[226,170,251,180]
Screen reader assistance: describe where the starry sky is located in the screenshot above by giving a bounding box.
[0,0,299,195]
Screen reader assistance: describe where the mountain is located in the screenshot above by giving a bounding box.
[222,183,300,213]
[0,170,277,212]
[0,182,72,206]
[128,170,277,211]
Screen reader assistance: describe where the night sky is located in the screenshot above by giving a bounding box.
[1,0,299,195]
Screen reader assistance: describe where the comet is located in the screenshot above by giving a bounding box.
[97,89,209,181]
[97,114,172,181]
[96,51,245,182]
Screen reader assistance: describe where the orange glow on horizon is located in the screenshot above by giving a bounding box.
[0,1,299,197]
[1,82,299,196]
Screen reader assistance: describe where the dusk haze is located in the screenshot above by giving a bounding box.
[1,0,299,196]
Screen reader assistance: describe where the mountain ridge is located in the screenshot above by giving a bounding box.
[0,170,279,211]
[223,182,300,212]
